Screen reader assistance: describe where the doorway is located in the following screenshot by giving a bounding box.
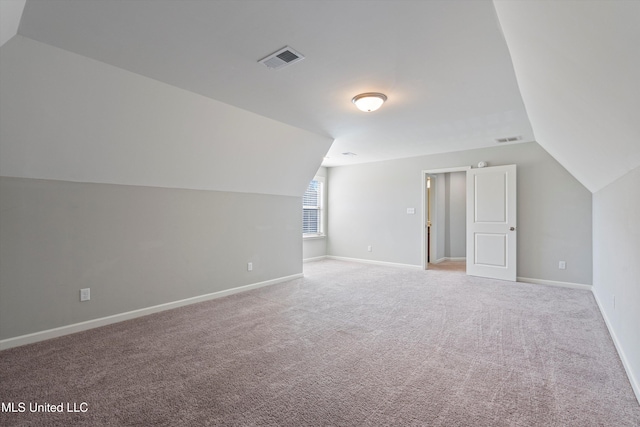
[421,166,471,271]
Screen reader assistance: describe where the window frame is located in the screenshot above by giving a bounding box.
[303,175,325,239]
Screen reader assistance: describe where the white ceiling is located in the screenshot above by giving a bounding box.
[15,0,534,167]
[494,0,640,193]
[0,0,26,46]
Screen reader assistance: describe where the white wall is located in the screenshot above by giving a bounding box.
[592,165,640,399]
[327,142,592,285]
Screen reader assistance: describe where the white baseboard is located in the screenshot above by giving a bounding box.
[303,256,328,263]
[592,290,640,405]
[516,276,592,291]
[0,273,303,351]
[326,256,422,270]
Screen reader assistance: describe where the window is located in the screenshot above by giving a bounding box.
[303,176,324,237]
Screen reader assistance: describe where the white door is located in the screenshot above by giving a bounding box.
[466,165,517,281]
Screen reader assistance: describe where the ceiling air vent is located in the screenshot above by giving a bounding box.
[495,136,522,143]
[258,46,305,70]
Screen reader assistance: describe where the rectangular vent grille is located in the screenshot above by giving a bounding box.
[495,136,522,143]
[259,46,305,70]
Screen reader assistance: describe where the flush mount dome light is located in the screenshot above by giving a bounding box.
[352,92,387,112]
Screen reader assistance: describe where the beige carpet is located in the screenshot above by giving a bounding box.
[1,260,639,426]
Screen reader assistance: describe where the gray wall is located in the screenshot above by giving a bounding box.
[592,165,640,395]
[327,142,592,285]
[433,174,446,262]
[444,172,466,259]
[0,177,302,340]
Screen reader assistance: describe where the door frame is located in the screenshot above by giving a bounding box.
[421,166,471,270]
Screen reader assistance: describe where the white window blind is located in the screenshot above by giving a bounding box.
[303,179,323,235]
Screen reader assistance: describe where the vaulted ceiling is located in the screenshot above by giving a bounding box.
[10,0,535,168]
[494,0,640,193]
[2,0,639,192]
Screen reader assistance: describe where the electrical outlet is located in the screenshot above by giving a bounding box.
[247,262,253,271]
[367,245,372,252]
[80,288,90,302]
[558,261,566,270]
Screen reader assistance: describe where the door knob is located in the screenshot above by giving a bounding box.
[510,227,516,231]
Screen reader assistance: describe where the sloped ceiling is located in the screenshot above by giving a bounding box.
[494,0,640,193]
[14,0,534,167]
[4,0,636,192]
[0,0,26,46]
[0,36,332,197]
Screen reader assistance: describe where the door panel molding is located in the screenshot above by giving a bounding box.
[467,165,517,281]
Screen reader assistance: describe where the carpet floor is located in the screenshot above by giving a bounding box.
[1,260,639,426]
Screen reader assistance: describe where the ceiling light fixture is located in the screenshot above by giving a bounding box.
[352,92,387,112]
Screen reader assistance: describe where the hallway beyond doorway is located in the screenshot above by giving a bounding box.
[427,260,465,273]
